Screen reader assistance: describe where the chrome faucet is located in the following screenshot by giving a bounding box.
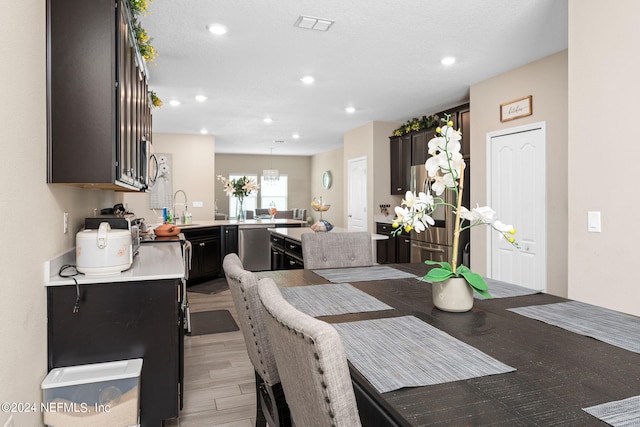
[173,190,188,224]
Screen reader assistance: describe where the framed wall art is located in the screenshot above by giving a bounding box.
[500,95,533,122]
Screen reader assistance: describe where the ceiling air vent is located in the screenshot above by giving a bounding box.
[294,15,334,31]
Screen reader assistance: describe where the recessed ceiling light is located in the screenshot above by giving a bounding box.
[195,95,208,102]
[292,133,300,139]
[345,106,356,114]
[200,128,208,134]
[169,100,181,107]
[441,56,456,66]
[300,76,315,85]
[264,117,273,124]
[207,24,227,35]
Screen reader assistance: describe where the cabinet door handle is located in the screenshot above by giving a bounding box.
[289,260,296,266]
[397,187,403,191]
[289,244,296,249]
[199,242,205,247]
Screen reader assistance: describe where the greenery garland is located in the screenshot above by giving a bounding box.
[128,0,161,106]
[393,114,440,136]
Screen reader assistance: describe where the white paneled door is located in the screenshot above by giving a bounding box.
[347,156,367,231]
[488,122,546,291]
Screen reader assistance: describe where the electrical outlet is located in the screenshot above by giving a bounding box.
[192,201,204,208]
[3,415,14,427]
[63,212,69,234]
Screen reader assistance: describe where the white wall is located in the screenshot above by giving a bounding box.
[123,133,216,223]
[1,1,122,423]
[470,50,569,298]
[343,121,401,232]
[310,147,345,226]
[567,0,640,315]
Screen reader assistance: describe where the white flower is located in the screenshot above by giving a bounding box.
[432,172,456,196]
[428,126,462,155]
[394,206,410,223]
[494,220,513,233]
[459,205,497,223]
[403,190,418,208]
[425,150,465,180]
[415,191,434,212]
[223,182,234,196]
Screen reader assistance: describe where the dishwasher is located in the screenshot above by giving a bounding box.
[238,225,272,271]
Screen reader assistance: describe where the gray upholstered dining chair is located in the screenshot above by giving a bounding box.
[258,278,362,427]
[301,231,373,269]
[222,254,291,427]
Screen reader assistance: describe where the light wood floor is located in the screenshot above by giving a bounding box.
[165,289,258,427]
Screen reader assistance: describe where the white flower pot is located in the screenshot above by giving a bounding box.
[432,277,474,312]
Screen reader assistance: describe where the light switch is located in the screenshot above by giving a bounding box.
[587,211,601,233]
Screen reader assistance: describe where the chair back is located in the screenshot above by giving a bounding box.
[222,254,279,385]
[258,278,361,427]
[301,232,373,269]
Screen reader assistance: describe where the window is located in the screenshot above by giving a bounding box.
[260,175,288,210]
[228,174,258,218]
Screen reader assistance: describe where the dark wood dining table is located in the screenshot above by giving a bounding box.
[257,264,640,426]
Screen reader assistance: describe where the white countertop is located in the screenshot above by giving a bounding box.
[45,242,185,286]
[160,218,307,229]
[268,227,388,242]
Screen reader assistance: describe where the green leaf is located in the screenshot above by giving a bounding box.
[424,260,452,271]
[460,271,492,298]
[425,268,453,282]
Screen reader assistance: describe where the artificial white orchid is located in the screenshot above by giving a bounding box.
[392,114,519,298]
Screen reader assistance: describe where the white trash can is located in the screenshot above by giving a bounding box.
[41,358,142,427]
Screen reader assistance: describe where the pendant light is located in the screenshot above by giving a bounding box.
[263,148,279,181]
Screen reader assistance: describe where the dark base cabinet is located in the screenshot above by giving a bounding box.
[376,223,410,264]
[270,232,303,270]
[47,279,182,427]
[182,227,222,284]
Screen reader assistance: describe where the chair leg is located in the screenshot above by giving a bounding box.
[254,372,267,427]
[255,371,292,426]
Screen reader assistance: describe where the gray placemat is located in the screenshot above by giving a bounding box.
[475,278,541,299]
[312,266,418,283]
[280,283,393,317]
[333,315,516,393]
[509,301,640,354]
[583,395,640,426]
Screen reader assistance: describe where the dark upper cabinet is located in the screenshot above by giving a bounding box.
[47,0,152,191]
[390,134,411,194]
[458,107,470,158]
[390,104,469,195]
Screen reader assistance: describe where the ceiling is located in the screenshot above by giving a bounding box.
[141,0,568,156]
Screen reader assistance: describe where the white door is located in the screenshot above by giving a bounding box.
[488,122,546,291]
[347,157,367,231]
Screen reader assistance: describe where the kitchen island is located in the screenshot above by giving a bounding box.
[170,218,307,277]
[268,227,387,270]
[45,242,185,427]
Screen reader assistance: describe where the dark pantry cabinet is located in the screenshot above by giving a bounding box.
[47,0,153,191]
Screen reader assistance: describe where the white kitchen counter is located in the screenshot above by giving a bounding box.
[160,218,307,229]
[268,227,388,242]
[45,242,185,286]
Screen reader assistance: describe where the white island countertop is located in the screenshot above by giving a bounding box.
[162,218,307,229]
[45,242,185,287]
[268,227,388,242]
